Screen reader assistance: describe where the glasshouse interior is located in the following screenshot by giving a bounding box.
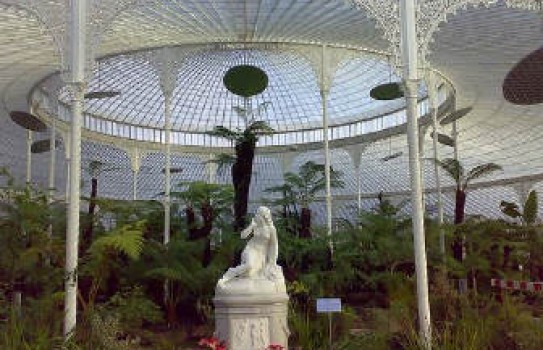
[1,0,543,349]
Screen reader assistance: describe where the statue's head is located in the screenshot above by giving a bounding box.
[256,206,272,225]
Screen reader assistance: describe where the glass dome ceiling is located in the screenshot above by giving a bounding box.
[44,45,428,143]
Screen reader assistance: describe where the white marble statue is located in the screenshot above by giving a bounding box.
[217,206,285,293]
[214,207,289,349]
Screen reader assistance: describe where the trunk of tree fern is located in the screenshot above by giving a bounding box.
[82,177,98,253]
[299,207,311,238]
[232,139,256,231]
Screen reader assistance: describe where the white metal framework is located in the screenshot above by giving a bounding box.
[0,0,542,344]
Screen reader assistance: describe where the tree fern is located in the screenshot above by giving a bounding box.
[90,221,145,260]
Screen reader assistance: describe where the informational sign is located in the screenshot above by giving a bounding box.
[316,298,342,313]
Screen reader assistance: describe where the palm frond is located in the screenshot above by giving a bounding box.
[209,153,236,176]
[245,120,274,135]
[464,163,502,189]
[206,125,240,141]
[500,201,522,219]
[523,190,538,225]
[434,158,463,186]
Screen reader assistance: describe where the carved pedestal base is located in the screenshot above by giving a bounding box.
[214,291,289,350]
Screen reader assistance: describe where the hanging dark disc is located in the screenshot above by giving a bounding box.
[430,131,455,147]
[370,82,404,100]
[381,151,403,162]
[84,91,121,99]
[31,139,61,153]
[440,107,473,125]
[161,167,183,174]
[223,65,268,97]
[9,111,47,132]
[503,47,543,105]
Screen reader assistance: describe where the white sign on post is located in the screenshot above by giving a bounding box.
[317,298,342,350]
[316,298,342,313]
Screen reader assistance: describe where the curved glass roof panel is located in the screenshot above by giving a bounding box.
[56,46,424,135]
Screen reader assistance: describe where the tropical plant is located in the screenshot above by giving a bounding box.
[78,221,145,314]
[435,158,502,225]
[81,160,119,253]
[266,161,344,237]
[500,189,539,226]
[207,120,274,231]
[141,234,240,329]
[0,183,61,299]
[171,181,234,240]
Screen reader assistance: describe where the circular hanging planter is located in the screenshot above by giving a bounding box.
[370,82,404,100]
[9,111,47,132]
[503,47,543,105]
[223,65,268,97]
[84,90,121,99]
[31,139,61,153]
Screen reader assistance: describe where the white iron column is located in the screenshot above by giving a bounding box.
[47,122,57,239]
[428,72,445,256]
[207,154,218,184]
[48,122,57,202]
[401,0,431,347]
[133,170,139,200]
[346,146,364,215]
[26,130,33,184]
[321,45,333,242]
[130,149,141,201]
[64,0,86,339]
[64,133,71,203]
[164,97,172,245]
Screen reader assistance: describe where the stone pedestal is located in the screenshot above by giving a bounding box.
[214,281,289,350]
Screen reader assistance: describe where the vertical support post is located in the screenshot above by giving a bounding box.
[47,122,57,239]
[357,166,362,214]
[133,170,139,200]
[164,97,172,245]
[130,149,141,201]
[400,0,431,348]
[64,0,86,339]
[26,130,33,184]
[207,153,217,184]
[49,122,57,203]
[428,72,445,257]
[64,133,71,203]
[328,313,333,350]
[321,45,333,247]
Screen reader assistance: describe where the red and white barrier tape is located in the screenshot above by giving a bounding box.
[491,279,543,292]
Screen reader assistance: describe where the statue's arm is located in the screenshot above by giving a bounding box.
[268,227,278,264]
[240,219,256,239]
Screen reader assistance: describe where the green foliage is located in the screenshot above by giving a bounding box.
[501,189,539,225]
[90,221,145,260]
[223,65,268,97]
[524,190,538,225]
[434,158,502,190]
[207,120,274,145]
[104,286,163,329]
[267,161,344,208]
[172,181,233,212]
